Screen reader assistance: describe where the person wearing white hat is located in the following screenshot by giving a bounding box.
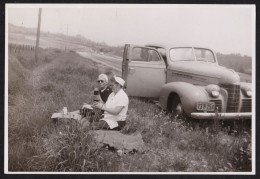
[92,76,129,130]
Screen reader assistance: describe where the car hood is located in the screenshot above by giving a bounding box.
[168,61,240,85]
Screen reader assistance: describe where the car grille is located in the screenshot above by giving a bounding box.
[210,99,222,112]
[221,84,240,112]
[241,99,252,112]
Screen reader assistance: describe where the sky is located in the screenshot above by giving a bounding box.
[7,4,255,56]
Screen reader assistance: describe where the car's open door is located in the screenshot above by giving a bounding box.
[122,44,166,98]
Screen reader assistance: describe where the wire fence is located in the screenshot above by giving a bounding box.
[9,43,35,53]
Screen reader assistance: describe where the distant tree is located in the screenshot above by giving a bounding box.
[216,53,252,74]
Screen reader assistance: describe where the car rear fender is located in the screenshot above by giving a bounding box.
[159,82,209,115]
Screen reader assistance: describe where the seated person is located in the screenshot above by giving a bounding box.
[81,74,112,119]
[57,74,113,124]
[90,76,129,130]
[97,74,112,103]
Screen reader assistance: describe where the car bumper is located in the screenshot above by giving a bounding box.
[190,112,251,120]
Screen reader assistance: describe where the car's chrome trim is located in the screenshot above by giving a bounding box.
[191,112,251,120]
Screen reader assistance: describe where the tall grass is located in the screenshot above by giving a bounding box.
[8,48,100,171]
[8,47,251,172]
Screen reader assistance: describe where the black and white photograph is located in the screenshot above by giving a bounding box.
[5,4,255,174]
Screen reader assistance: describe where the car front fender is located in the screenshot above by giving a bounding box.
[159,82,209,115]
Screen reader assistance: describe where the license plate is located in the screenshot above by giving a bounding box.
[196,102,215,111]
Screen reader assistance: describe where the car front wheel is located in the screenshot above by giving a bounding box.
[170,95,185,119]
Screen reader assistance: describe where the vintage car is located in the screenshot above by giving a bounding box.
[122,44,252,120]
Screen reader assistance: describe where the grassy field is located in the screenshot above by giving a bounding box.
[8,47,252,172]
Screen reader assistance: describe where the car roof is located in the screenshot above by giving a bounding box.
[145,43,211,50]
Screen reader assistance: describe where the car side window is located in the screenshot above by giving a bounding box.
[132,48,148,61]
[148,50,161,62]
[132,47,162,62]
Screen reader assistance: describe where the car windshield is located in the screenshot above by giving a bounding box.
[169,47,215,62]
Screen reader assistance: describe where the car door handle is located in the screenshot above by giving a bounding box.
[129,67,135,70]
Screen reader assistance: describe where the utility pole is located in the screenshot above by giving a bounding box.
[66,24,68,51]
[35,8,42,63]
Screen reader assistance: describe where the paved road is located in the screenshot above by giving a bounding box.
[77,51,122,72]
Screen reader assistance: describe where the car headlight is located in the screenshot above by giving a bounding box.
[205,84,220,98]
[246,90,252,97]
[240,82,252,97]
[211,91,220,97]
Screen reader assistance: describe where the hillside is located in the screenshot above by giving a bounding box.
[8,23,124,56]
[8,23,252,75]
